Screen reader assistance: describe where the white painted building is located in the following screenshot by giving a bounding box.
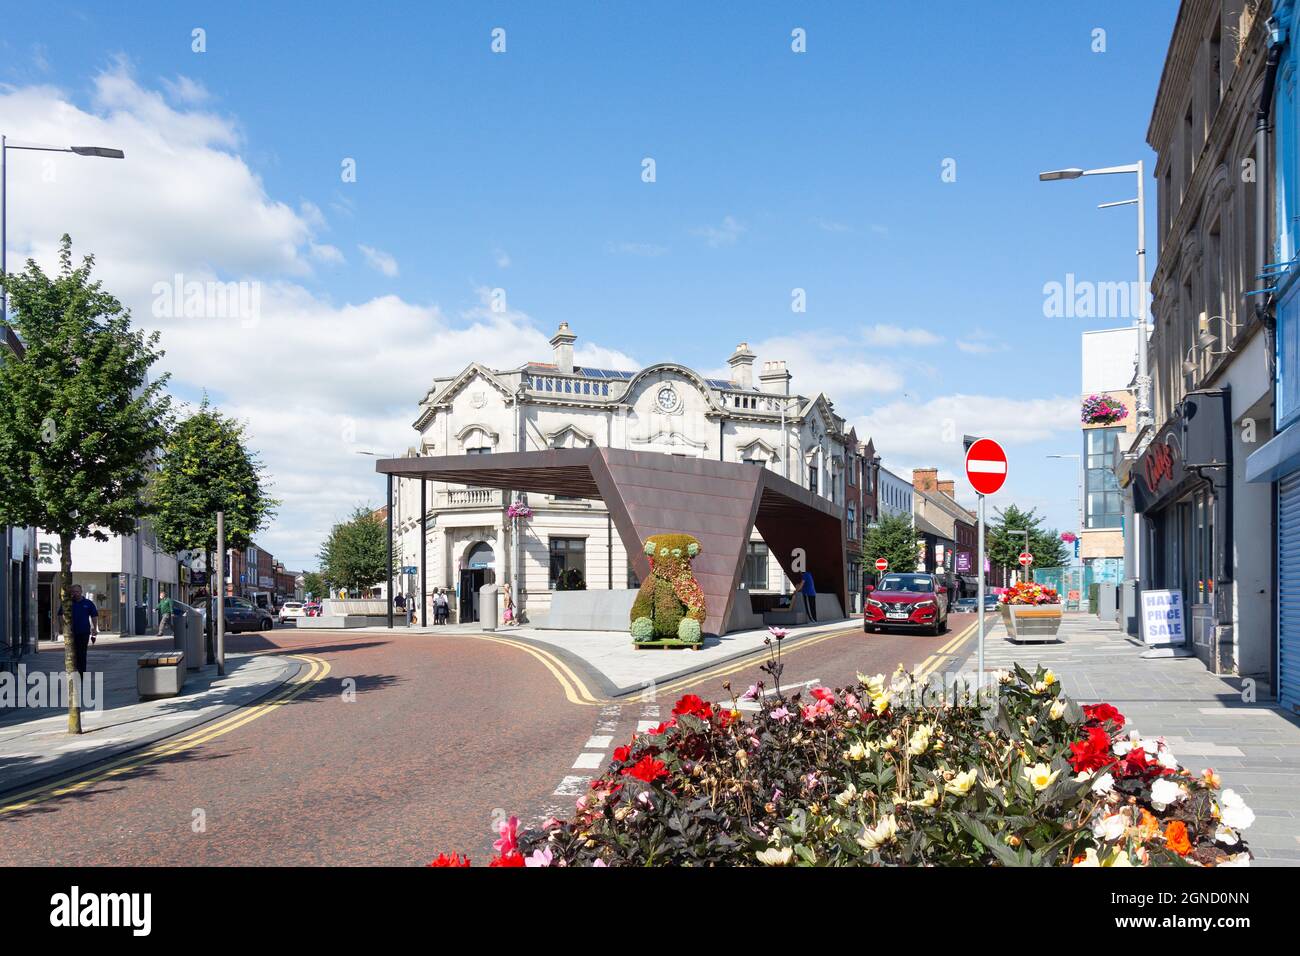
[35,524,187,640]
[874,466,914,522]
[391,325,854,624]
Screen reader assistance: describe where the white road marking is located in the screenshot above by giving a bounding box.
[553,775,592,796]
[636,720,659,732]
[584,735,613,749]
[572,752,606,769]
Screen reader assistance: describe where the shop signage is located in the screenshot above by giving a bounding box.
[1144,439,1178,495]
[1140,589,1186,647]
[956,551,971,573]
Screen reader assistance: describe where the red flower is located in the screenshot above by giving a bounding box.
[810,686,837,704]
[620,755,669,783]
[428,852,471,867]
[672,694,713,720]
[1083,703,1126,730]
[1068,726,1114,773]
[1119,746,1152,779]
[488,851,526,867]
[612,745,632,762]
[649,717,678,736]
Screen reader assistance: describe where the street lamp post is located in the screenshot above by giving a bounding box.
[1046,453,1083,552]
[1038,163,1150,432]
[1,137,125,324]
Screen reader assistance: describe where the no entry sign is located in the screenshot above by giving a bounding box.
[965,438,1008,496]
[1018,552,1034,567]
[874,558,888,572]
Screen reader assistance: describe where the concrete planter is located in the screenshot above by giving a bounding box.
[1001,603,1064,642]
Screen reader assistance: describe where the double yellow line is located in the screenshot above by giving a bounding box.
[914,620,979,680]
[469,635,603,706]
[0,653,330,815]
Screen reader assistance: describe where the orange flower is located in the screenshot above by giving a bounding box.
[1164,819,1193,856]
[1137,808,1160,841]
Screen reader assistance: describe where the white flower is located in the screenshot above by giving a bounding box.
[1149,778,1188,811]
[1093,813,1126,842]
[1090,772,1116,795]
[1220,789,1255,830]
[756,846,793,866]
[1220,852,1252,867]
[1157,749,1180,771]
[944,769,978,796]
[908,724,933,756]
[1214,825,1240,846]
[856,814,899,851]
[835,784,858,808]
[1048,699,1067,720]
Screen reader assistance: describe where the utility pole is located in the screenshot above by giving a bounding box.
[216,511,226,676]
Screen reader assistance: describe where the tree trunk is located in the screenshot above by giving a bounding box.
[60,532,81,735]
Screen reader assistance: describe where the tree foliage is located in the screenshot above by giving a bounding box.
[0,236,171,733]
[862,512,920,577]
[152,396,275,557]
[987,504,1069,572]
[318,507,390,595]
[302,571,328,600]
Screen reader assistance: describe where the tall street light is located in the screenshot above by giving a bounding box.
[1039,163,1151,433]
[357,450,398,629]
[1,137,126,324]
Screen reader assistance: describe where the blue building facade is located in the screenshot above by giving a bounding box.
[1246,1,1300,714]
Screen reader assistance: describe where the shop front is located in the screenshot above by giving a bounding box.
[1132,389,1233,672]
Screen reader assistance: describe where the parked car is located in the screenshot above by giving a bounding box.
[303,602,322,617]
[209,597,274,633]
[278,601,305,624]
[983,592,1001,612]
[864,572,949,636]
[953,596,977,613]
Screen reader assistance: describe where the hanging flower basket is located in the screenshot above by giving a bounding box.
[1081,395,1129,425]
[507,500,533,520]
[1060,531,1077,544]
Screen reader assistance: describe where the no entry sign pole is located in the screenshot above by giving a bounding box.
[965,438,1008,691]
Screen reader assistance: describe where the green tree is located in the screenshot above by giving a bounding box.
[152,396,276,656]
[0,237,171,733]
[987,504,1069,577]
[318,507,390,595]
[302,571,328,600]
[862,512,920,579]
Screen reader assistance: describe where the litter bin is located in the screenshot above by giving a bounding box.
[134,603,148,636]
[170,602,204,671]
[479,583,498,632]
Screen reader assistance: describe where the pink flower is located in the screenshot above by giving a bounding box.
[741,684,761,701]
[592,859,608,867]
[810,686,836,704]
[769,706,793,723]
[493,815,520,855]
[800,697,835,722]
[524,847,553,867]
[768,626,788,640]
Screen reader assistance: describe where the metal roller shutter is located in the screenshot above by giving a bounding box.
[1278,472,1300,713]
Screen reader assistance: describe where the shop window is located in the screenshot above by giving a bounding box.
[549,537,586,590]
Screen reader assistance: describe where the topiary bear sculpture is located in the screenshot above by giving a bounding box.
[630,533,707,647]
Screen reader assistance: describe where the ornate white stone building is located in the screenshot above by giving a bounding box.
[390,323,856,624]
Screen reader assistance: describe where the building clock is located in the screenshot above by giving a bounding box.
[655,384,680,413]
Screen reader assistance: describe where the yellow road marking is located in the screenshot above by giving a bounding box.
[467,635,603,706]
[653,624,864,697]
[0,654,330,815]
[917,620,980,680]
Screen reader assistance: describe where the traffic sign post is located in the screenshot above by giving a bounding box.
[965,439,1008,691]
[874,557,888,573]
[1018,552,1034,567]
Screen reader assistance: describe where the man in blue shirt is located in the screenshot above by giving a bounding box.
[56,584,99,677]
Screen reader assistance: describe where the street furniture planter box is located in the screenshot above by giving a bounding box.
[138,651,185,700]
[1001,604,1064,643]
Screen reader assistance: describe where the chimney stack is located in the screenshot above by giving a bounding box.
[912,467,938,492]
[550,321,576,375]
[759,360,791,394]
[937,479,955,499]
[728,342,756,387]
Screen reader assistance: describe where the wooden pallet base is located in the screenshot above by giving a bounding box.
[633,639,704,650]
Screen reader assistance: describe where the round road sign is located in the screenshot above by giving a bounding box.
[965,438,1008,496]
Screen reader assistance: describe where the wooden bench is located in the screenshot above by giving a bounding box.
[138,651,186,700]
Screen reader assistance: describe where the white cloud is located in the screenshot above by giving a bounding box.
[862,393,1077,482]
[160,74,211,105]
[494,247,511,268]
[608,240,669,257]
[862,324,942,347]
[0,67,631,569]
[693,215,745,248]
[721,333,906,401]
[358,243,399,277]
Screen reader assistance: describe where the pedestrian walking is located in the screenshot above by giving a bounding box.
[793,570,818,623]
[156,588,173,636]
[55,584,99,682]
[502,582,515,626]
[436,589,449,624]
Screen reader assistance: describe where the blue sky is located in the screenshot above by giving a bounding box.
[1,1,1178,568]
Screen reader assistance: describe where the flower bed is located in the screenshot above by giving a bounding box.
[431,661,1252,867]
[1082,394,1129,425]
[999,581,1060,606]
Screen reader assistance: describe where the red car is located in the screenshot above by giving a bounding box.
[864,572,949,636]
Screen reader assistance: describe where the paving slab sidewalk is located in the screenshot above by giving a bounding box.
[0,639,300,798]
[947,612,1300,867]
